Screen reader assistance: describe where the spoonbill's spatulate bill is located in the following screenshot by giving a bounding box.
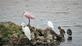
[21,23,31,40]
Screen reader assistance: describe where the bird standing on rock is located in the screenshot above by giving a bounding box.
[21,23,31,40]
[23,11,35,27]
[21,22,33,46]
[47,21,55,32]
[58,26,65,38]
[47,21,58,40]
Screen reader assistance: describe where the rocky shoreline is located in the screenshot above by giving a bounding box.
[0,21,63,46]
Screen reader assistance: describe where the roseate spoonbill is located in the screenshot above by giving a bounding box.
[21,22,31,40]
[23,11,35,26]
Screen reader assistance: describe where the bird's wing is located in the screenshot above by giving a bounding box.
[47,21,58,33]
[22,26,31,40]
[47,21,54,29]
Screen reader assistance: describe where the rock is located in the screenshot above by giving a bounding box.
[0,21,63,46]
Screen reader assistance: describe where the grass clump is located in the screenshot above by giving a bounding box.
[0,21,22,41]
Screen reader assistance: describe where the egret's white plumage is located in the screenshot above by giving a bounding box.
[47,21,60,34]
[47,21,57,33]
[47,21,54,29]
[47,21,54,30]
[21,23,31,40]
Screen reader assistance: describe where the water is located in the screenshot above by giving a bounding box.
[0,0,82,46]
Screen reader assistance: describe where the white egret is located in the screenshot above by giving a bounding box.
[47,21,60,34]
[47,21,60,41]
[48,21,54,29]
[47,21,56,32]
[21,23,31,40]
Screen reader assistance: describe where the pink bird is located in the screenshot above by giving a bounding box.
[23,11,35,26]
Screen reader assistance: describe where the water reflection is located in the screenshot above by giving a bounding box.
[67,29,72,41]
[67,37,72,42]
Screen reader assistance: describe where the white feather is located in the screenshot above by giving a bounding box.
[21,23,31,40]
[47,21,60,34]
[47,21,56,33]
[47,21,54,29]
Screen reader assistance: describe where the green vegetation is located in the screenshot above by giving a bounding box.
[0,21,22,40]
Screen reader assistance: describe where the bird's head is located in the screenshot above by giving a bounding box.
[21,22,26,27]
[58,26,61,30]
